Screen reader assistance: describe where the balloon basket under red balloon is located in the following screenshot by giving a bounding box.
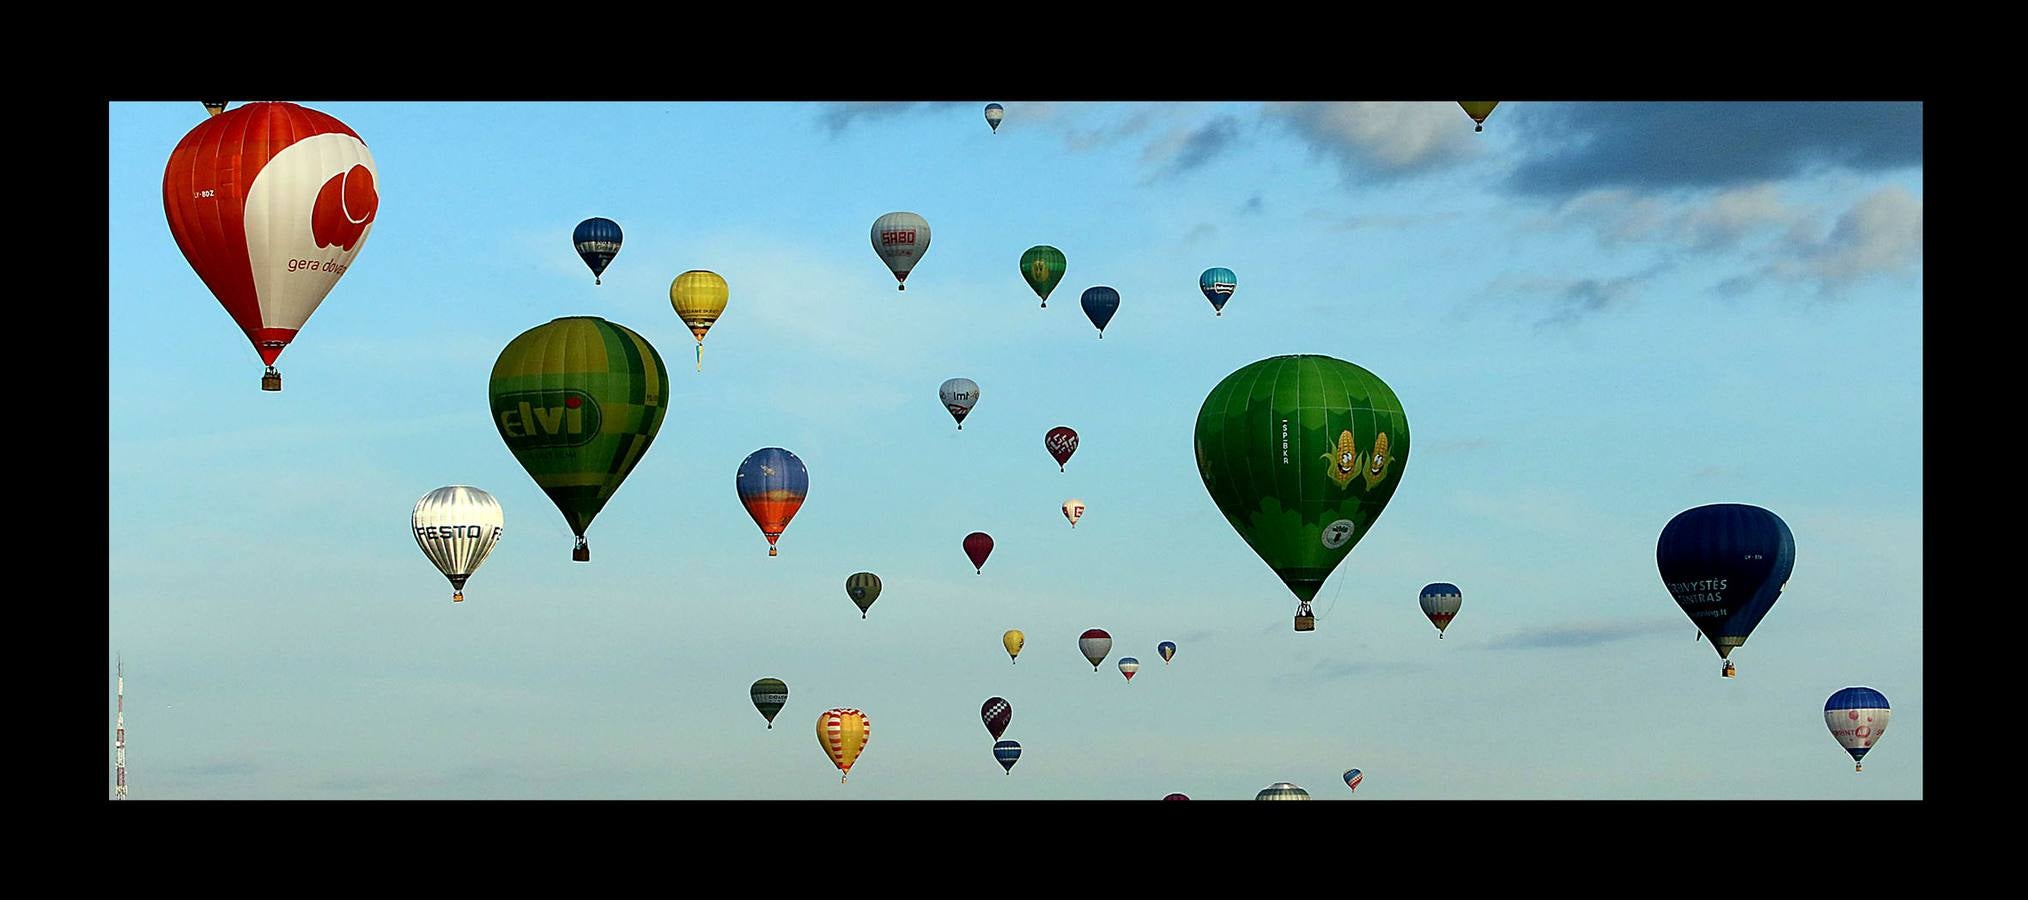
[769,546,779,557]
[261,368,281,392]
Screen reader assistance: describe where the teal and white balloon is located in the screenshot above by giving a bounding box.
[1256,782,1310,800]
[411,486,504,603]
[985,103,1005,133]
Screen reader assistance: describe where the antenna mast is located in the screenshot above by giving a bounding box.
[115,655,126,800]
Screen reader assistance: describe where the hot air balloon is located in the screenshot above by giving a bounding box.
[1194,355,1411,631]
[1824,687,1891,772]
[1656,504,1796,678]
[1021,246,1067,307]
[1420,583,1462,638]
[985,103,1005,133]
[1003,629,1025,664]
[1163,793,1190,801]
[1119,658,1140,683]
[1081,286,1120,338]
[490,317,669,561]
[1158,641,1176,664]
[1257,783,1309,800]
[1343,769,1364,793]
[1079,629,1112,671]
[572,218,623,285]
[751,678,789,729]
[871,211,931,290]
[164,101,379,392]
[846,572,882,618]
[1199,268,1236,316]
[1045,426,1079,471]
[738,448,809,557]
[201,100,228,117]
[817,708,870,783]
[1458,101,1500,133]
[940,378,980,430]
[1062,499,1085,528]
[410,486,504,603]
[993,740,1022,773]
[981,697,1012,740]
[964,532,994,574]
[670,270,728,372]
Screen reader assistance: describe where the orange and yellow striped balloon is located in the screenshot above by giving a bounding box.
[669,270,729,371]
[817,708,870,782]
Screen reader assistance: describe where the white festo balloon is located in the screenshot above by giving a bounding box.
[411,486,504,603]
[1063,498,1085,528]
[940,377,980,430]
[871,211,931,290]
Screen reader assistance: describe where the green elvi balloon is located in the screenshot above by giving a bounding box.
[845,572,882,618]
[1019,245,1067,308]
[489,316,670,562]
[1193,355,1410,625]
[750,678,788,729]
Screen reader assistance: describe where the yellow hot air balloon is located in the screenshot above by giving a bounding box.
[1459,101,1500,133]
[1003,629,1025,664]
[817,708,870,783]
[670,270,729,372]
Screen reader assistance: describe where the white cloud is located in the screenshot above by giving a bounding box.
[1264,101,1478,180]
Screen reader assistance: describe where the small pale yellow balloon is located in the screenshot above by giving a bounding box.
[1003,629,1025,663]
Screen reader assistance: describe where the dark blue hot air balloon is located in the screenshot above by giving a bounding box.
[1199,267,1236,316]
[573,217,624,285]
[1656,503,1795,678]
[1081,286,1119,338]
[993,739,1022,774]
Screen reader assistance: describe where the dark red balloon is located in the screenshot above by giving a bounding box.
[1045,426,1079,472]
[1163,793,1190,801]
[981,697,1012,740]
[965,531,995,574]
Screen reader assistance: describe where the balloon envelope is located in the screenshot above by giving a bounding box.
[1163,793,1190,801]
[1119,658,1140,681]
[1343,769,1364,792]
[1257,783,1310,800]
[751,678,788,728]
[1158,641,1177,664]
[981,697,1012,740]
[1656,504,1796,663]
[846,572,882,617]
[1081,286,1120,337]
[817,708,870,782]
[1079,629,1112,670]
[670,270,729,370]
[1459,101,1500,131]
[1825,687,1891,770]
[985,103,1005,132]
[871,211,931,290]
[1003,629,1025,663]
[573,217,622,284]
[1420,583,1462,636]
[965,532,995,573]
[1021,245,1066,306]
[1062,499,1085,528]
[411,486,504,602]
[1045,426,1080,470]
[940,378,981,429]
[993,739,1022,772]
[489,317,670,560]
[1199,267,1236,315]
[163,101,379,389]
[1194,355,1410,620]
[738,448,809,556]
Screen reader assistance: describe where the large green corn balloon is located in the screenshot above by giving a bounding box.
[1019,245,1067,308]
[1193,355,1410,626]
[489,316,670,561]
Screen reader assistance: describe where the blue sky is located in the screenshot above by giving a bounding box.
[108,101,1923,799]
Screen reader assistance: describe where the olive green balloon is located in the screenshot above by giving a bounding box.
[845,572,882,618]
[488,316,670,560]
[1019,245,1067,307]
[1193,355,1410,605]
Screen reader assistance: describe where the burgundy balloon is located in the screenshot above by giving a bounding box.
[981,697,1012,740]
[1045,426,1079,472]
[965,531,994,574]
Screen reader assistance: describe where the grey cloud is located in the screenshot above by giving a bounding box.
[1489,264,1667,327]
[817,102,937,135]
[1504,102,1921,196]
[1265,102,1477,183]
[1488,620,1680,650]
[1183,223,1218,243]
[1240,195,1264,215]
[1152,115,1243,176]
[1723,185,1923,297]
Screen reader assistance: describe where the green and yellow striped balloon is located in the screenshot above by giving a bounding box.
[1019,245,1067,307]
[1194,355,1410,623]
[489,316,670,561]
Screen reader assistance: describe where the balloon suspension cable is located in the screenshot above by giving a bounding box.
[696,343,703,373]
[898,284,906,291]
[595,276,602,285]
[1475,124,1485,133]
[1216,310,1223,317]
[841,773,848,783]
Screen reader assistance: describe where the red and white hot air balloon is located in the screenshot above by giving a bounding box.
[163,101,380,391]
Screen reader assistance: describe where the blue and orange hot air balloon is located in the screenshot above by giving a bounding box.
[738,448,809,557]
